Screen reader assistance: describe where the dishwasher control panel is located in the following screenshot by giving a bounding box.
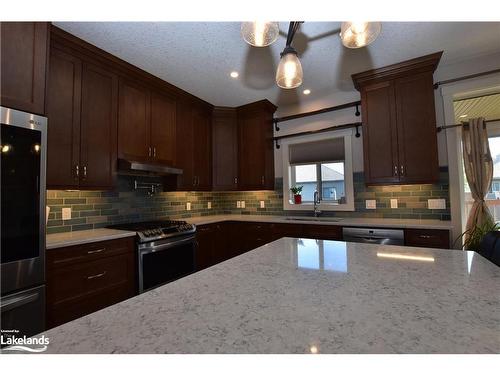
[342,227,404,246]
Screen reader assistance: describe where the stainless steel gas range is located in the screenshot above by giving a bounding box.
[108,220,196,293]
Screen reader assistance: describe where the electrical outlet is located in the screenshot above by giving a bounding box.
[428,199,446,209]
[207,201,212,209]
[260,200,265,208]
[62,207,72,220]
[390,199,398,209]
[236,201,241,208]
[241,201,246,208]
[186,202,191,211]
[365,200,377,209]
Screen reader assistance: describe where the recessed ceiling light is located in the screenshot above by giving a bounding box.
[303,89,311,95]
[230,71,239,78]
[459,114,468,118]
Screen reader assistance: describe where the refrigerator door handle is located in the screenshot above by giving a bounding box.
[0,292,39,313]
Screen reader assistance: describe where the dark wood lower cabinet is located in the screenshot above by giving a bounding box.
[404,228,450,249]
[46,237,136,329]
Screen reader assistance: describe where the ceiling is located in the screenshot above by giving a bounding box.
[454,93,500,122]
[54,22,500,108]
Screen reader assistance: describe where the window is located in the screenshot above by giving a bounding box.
[281,130,354,211]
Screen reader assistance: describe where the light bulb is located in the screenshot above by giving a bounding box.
[276,50,303,89]
[241,22,279,47]
[340,22,381,48]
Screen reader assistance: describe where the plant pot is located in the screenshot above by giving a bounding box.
[294,194,302,204]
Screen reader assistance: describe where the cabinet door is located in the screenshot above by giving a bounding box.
[195,224,216,270]
[395,72,439,184]
[1,22,48,115]
[361,81,400,184]
[46,48,82,188]
[212,108,238,191]
[79,63,118,189]
[151,91,176,164]
[118,80,151,160]
[175,100,195,190]
[238,112,267,190]
[192,107,212,190]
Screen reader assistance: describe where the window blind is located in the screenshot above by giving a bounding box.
[289,138,345,164]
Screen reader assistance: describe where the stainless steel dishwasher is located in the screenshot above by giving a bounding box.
[342,227,404,246]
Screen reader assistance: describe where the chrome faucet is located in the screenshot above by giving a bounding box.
[313,191,322,217]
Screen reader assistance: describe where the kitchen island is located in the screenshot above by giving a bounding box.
[36,238,499,354]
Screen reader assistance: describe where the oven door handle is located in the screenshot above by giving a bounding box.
[139,236,196,255]
[0,292,39,313]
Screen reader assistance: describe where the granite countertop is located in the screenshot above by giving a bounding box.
[35,238,499,353]
[185,214,454,230]
[46,228,136,249]
[46,215,452,249]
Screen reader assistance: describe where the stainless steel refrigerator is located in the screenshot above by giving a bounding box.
[1,106,47,340]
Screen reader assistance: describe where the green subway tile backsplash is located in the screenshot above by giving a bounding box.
[46,168,450,233]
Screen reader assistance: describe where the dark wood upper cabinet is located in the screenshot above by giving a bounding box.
[46,47,82,188]
[151,91,176,165]
[192,106,212,190]
[352,52,442,185]
[175,100,195,190]
[79,63,118,189]
[237,100,277,190]
[47,44,118,189]
[118,79,151,160]
[1,22,49,115]
[212,107,238,191]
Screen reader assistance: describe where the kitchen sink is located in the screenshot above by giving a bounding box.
[284,217,343,222]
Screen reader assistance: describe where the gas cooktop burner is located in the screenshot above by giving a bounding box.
[107,220,196,242]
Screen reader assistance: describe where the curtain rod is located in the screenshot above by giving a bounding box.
[273,122,362,149]
[273,101,361,131]
[437,118,500,132]
[433,68,500,89]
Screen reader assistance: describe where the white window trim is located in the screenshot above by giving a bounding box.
[281,129,355,211]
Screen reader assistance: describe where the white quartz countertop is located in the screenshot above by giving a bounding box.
[46,228,136,249]
[185,214,453,230]
[36,238,499,353]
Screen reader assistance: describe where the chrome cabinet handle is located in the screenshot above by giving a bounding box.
[394,165,398,176]
[83,165,87,179]
[234,177,238,185]
[261,175,265,185]
[75,165,79,179]
[148,147,152,157]
[153,147,156,157]
[87,248,105,254]
[400,165,404,176]
[418,235,432,239]
[87,271,106,280]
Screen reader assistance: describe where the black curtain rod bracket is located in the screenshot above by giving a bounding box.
[274,120,280,132]
[275,139,281,149]
[355,104,360,117]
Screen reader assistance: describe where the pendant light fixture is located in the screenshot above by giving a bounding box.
[241,22,279,47]
[340,22,381,48]
[276,22,303,89]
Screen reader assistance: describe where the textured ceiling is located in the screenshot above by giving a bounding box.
[454,93,500,122]
[54,22,500,108]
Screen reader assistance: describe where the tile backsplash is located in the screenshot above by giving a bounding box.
[46,167,450,234]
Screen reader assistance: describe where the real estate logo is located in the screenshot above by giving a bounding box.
[1,329,49,353]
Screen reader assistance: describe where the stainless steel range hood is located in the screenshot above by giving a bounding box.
[117,158,183,176]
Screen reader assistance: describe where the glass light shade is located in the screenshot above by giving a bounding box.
[241,22,279,47]
[340,22,381,48]
[276,52,303,89]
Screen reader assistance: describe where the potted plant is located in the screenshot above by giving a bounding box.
[454,220,500,251]
[290,186,303,204]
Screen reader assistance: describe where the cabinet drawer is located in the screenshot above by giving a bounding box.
[47,237,135,268]
[404,229,450,249]
[301,224,343,240]
[48,252,134,306]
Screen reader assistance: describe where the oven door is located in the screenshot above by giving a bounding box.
[138,235,196,293]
